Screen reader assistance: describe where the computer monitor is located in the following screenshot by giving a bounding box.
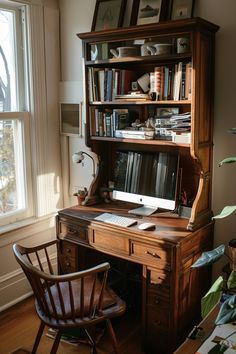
[112,150,179,216]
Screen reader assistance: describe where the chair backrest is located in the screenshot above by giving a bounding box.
[13,240,115,326]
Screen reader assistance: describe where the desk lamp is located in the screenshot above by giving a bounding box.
[72,151,100,205]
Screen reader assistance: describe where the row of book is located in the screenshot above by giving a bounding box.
[88,61,192,103]
[91,108,130,137]
[88,67,135,102]
[150,62,192,101]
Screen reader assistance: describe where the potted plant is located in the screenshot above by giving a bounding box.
[73,187,88,205]
[191,128,236,325]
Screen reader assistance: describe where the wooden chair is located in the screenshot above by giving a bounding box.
[13,240,126,354]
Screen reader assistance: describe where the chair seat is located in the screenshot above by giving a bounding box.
[44,276,117,319]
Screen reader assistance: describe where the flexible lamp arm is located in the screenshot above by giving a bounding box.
[72,151,96,177]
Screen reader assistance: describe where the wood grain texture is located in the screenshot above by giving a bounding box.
[0,297,144,354]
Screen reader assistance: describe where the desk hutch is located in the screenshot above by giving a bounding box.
[57,18,219,353]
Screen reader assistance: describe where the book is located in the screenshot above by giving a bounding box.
[173,62,182,101]
[98,69,105,101]
[113,109,129,131]
[105,69,113,101]
[185,62,192,100]
[120,70,136,94]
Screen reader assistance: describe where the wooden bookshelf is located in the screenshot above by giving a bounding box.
[77,17,219,231]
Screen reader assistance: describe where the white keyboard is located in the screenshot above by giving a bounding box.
[94,213,137,227]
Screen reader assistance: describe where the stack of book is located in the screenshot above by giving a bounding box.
[169,112,191,143]
[154,107,179,140]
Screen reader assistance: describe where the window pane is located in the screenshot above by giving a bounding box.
[0,118,26,215]
[0,8,18,111]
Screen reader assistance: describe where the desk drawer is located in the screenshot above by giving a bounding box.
[147,268,171,299]
[131,241,173,269]
[91,229,129,255]
[59,241,78,273]
[58,220,88,244]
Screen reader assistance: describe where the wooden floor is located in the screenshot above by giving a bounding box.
[0,296,144,354]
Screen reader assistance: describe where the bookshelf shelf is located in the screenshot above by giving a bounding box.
[77,17,219,231]
[90,100,191,106]
[85,52,192,67]
[89,135,190,147]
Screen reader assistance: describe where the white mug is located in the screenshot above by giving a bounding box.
[177,37,190,54]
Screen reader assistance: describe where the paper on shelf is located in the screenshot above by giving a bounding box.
[196,322,236,353]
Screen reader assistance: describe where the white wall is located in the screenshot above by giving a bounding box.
[59,0,236,278]
[195,0,236,276]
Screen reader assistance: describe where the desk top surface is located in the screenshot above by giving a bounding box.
[58,202,212,246]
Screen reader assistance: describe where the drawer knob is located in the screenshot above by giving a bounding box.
[66,248,71,253]
[145,251,160,258]
[66,262,71,267]
[68,228,76,234]
[154,297,160,304]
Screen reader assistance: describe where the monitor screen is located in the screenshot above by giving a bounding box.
[112,150,179,216]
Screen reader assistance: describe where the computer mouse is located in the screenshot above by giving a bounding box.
[138,222,156,231]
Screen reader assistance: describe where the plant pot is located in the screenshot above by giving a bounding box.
[76,195,86,205]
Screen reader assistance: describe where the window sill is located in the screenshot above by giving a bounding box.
[0,213,58,246]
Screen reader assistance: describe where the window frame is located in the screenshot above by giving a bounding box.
[0,2,34,226]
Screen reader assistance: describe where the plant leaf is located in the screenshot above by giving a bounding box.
[215,294,236,325]
[213,206,236,219]
[201,276,223,318]
[219,157,236,166]
[228,127,236,134]
[191,245,225,268]
[227,270,236,290]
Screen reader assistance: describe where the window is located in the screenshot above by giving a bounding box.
[0,2,33,226]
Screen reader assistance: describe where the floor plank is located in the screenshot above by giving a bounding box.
[0,296,144,354]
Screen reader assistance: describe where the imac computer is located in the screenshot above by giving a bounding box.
[112,150,179,216]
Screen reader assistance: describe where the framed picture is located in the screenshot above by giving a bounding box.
[131,0,168,26]
[91,0,125,31]
[171,0,195,20]
[60,103,82,136]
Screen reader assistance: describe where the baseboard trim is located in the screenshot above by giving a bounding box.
[0,291,33,313]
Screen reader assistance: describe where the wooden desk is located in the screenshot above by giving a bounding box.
[56,202,214,354]
[174,306,218,354]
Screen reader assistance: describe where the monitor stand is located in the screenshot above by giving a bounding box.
[128,205,158,216]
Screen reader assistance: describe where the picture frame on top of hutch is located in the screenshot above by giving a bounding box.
[170,0,195,20]
[91,0,125,31]
[130,0,168,26]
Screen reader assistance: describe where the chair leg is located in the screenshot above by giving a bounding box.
[31,321,45,354]
[85,328,97,354]
[50,329,62,354]
[106,319,119,354]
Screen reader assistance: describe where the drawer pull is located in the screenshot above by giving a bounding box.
[66,262,71,267]
[68,228,77,234]
[145,251,160,258]
[66,248,71,253]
